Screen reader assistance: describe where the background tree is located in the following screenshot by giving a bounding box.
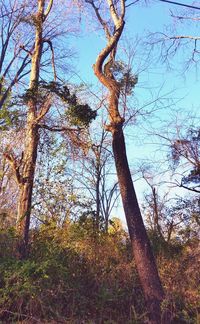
[31,130,93,227]
[148,2,200,69]
[0,131,21,228]
[69,127,119,231]
[0,0,33,111]
[170,127,200,193]
[140,164,200,244]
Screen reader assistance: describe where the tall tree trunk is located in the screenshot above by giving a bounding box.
[17,121,39,256]
[112,126,165,323]
[16,0,53,257]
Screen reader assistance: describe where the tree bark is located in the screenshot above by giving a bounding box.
[17,121,39,256]
[112,126,165,323]
[16,0,52,257]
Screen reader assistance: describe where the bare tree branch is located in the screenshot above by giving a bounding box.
[44,0,54,20]
[169,35,200,41]
[38,123,82,132]
[3,152,22,185]
[171,13,200,21]
[85,0,111,39]
[43,38,57,80]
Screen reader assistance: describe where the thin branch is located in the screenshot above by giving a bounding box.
[43,39,56,80]
[85,0,111,39]
[125,0,139,8]
[0,53,31,108]
[44,0,53,20]
[171,13,200,21]
[36,95,52,122]
[38,124,82,132]
[158,0,200,11]
[19,45,33,57]
[180,182,200,193]
[169,35,200,41]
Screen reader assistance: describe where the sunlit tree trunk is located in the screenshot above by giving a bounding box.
[17,0,45,257]
[17,122,40,254]
[17,0,54,257]
[5,0,53,258]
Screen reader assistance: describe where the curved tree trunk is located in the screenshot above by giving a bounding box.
[86,0,170,321]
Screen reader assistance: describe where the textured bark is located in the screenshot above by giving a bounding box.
[17,121,39,254]
[112,127,165,323]
[16,0,52,257]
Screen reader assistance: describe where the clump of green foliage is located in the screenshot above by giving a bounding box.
[112,61,138,95]
[0,106,20,130]
[21,81,97,127]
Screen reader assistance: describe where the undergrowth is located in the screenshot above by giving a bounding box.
[0,222,199,323]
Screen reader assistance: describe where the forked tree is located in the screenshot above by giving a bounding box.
[85,0,169,322]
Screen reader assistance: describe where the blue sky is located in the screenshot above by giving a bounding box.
[69,0,200,221]
[72,0,200,115]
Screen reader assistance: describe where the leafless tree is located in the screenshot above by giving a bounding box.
[148,5,200,69]
[153,120,200,194]
[70,127,120,231]
[0,0,35,110]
